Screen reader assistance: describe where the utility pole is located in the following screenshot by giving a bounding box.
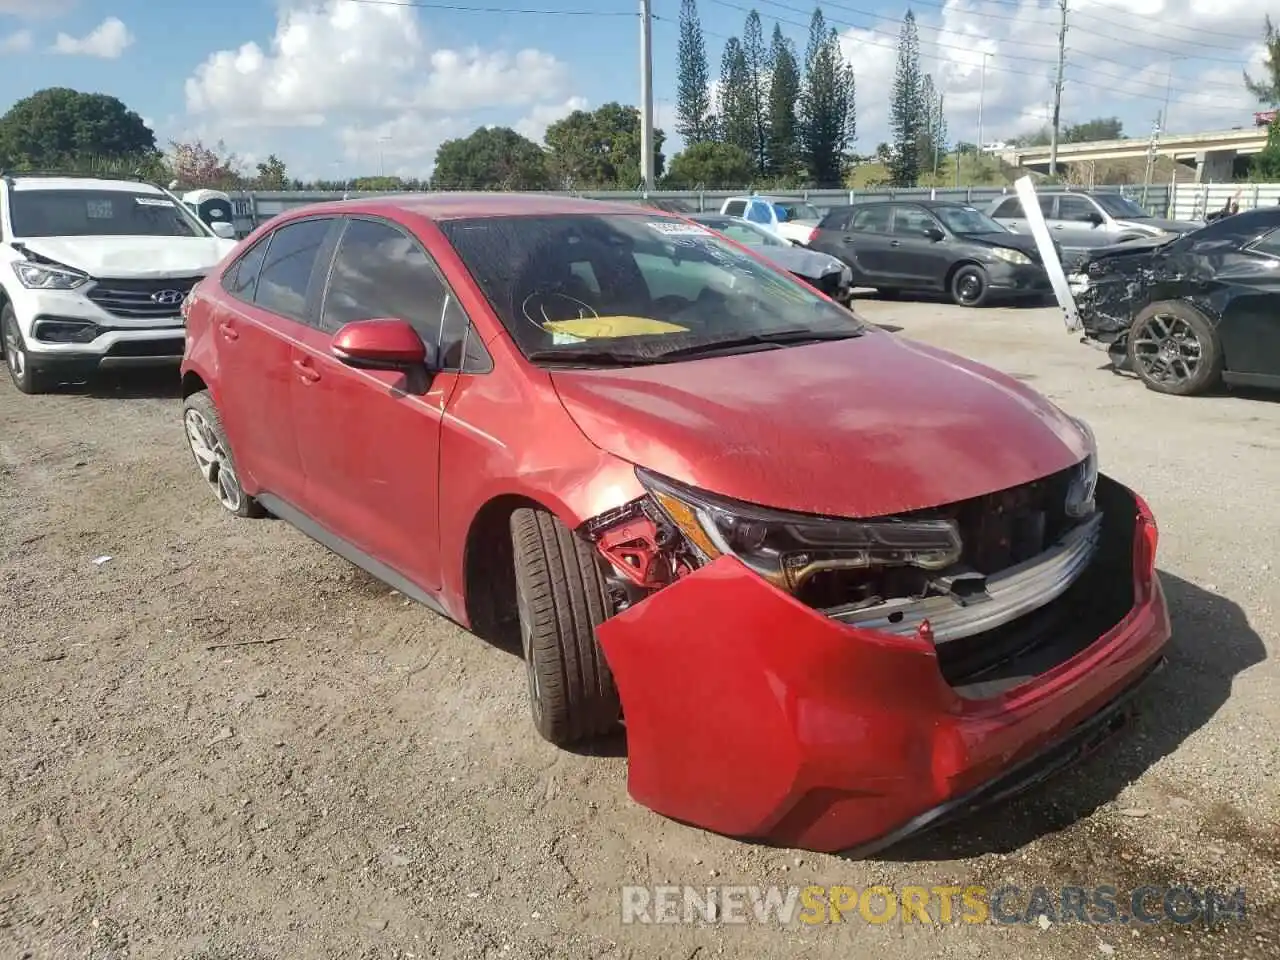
[1142,114,1160,206]
[639,0,655,192]
[934,91,944,179]
[976,53,988,180]
[1161,60,1176,138]
[1048,0,1068,177]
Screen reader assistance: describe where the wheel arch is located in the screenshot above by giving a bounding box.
[181,369,208,399]
[945,258,985,286]
[462,492,570,647]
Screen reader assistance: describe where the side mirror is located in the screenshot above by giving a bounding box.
[924,226,945,242]
[1087,211,1105,226]
[331,318,430,371]
[210,221,236,239]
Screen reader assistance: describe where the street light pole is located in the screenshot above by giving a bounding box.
[378,135,391,178]
[639,0,655,191]
[976,52,989,180]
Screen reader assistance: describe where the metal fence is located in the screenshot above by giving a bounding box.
[1171,182,1280,220]
[224,184,1172,238]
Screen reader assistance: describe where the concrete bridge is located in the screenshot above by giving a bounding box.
[1002,127,1268,181]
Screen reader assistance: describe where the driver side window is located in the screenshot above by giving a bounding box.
[1057,196,1099,223]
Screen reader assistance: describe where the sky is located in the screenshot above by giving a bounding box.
[0,0,1276,182]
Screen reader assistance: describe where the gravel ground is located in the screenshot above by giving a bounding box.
[1,295,1277,959]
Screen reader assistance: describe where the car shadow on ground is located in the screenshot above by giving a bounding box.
[850,289,1054,310]
[865,570,1266,862]
[1099,362,1280,405]
[45,368,184,400]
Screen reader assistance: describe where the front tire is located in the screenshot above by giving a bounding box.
[950,264,990,307]
[3,304,52,394]
[1127,301,1222,396]
[182,389,264,518]
[510,507,620,746]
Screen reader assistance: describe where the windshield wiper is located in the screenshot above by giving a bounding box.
[525,348,660,366]
[647,327,863,361]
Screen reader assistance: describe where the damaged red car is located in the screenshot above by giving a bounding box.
[180,194,1171,855]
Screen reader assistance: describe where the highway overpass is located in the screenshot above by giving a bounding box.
[1002,127,1268,181]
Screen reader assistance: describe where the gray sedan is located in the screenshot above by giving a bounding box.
[690,214,853,303]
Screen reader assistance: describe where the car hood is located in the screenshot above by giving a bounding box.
[16,235,236,279]
[549,332,1090,518]
[961,231,1042,256]
[1117,217,1201,234]
[762,245,844,278]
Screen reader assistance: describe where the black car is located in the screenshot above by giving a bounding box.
[809,199,1054,307]
[1070,208,1280,396]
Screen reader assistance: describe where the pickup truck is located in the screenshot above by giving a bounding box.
[719,195,823,246]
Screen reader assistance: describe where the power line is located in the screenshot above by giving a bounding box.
[343,0,637,15]
[973,0,1265,49]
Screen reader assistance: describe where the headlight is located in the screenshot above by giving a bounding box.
[1065,417,1098,518]
[990,247,1032,266]
[636,467,963,593]
[12,261,89,290]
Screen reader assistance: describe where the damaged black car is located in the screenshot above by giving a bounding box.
[1068,208,1280,396]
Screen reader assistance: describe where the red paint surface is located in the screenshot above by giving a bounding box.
[598,487,1169,853]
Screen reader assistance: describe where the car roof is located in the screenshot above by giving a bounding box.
[308,192,666,221]
[6,175,166,194]
[828,198,979,212]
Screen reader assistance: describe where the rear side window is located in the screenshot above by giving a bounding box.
[819,208,850,230]
[723,200,747,216]
[254,218,333,320]
[849,205,892,233]
[222,235,270,301]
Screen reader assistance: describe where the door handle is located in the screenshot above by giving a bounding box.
[218,322,238,341]
[842,237,856,244]
[292,359,320,383]
[1052,224,1065,230]
[889,240,902,247]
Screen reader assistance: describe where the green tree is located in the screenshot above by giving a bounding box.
[1064,117,1124,142]
[1253,116,1280,178]
[888,10,923,186]
[766,24,801,182]
[666,140,755,188]
[741,9,771,174]
[431,127,551,190]
[1245,15,1280,104]
[718,37,754,158]
[798,8,857,187]
[0,87,156,168]
[544,103,665,187]
[676,0,716,144]
[254,154,289,189]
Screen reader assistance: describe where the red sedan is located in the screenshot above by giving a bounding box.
[179,193,1170,855]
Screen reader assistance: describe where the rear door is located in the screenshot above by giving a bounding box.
[1216,228,1280,379]
[208,218,336,504]
[287,215,473,591]
[841,204,897,282]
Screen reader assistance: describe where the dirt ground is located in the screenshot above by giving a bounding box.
[2,296,1277,959]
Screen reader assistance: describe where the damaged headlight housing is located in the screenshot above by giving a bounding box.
[12,261,89,290]
[636,467,963,593]
[1065,416,1099,518]
[990,247,1032,266]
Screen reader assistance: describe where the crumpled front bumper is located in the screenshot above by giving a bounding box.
[597,480,1170,855]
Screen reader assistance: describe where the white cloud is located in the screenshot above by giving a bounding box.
[0,29,32,52]
[515,96,589,142]
[51,16,132,58]
[185,0,571,127]
[825,1,1274,147]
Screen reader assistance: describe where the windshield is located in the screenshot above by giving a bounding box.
[438,214,865,365]
[8,188,208,238]
[934,205,1006,235]
[773,202,821,222]
[1093,194,1151,219]
[704,218,787,249]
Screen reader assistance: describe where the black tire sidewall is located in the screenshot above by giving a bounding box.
[951,265,988,307]
[1127,302,1222,396]
[2,305,43,393]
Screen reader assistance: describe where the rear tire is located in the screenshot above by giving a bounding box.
[3,305,53,395]
[1126,301,1222,396]
[510,507,621,746]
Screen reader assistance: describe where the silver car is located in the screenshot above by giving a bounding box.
[691,214,853,303]
[986,192,1202,251]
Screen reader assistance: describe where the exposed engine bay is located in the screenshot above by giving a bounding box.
[1069,237,1176,365]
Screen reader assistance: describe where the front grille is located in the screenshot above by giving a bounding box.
[87,276,203,319]
[106,338,186,358]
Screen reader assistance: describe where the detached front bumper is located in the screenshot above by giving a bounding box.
[597,477,1170,855]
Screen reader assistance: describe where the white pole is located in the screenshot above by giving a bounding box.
[639,0,655,191]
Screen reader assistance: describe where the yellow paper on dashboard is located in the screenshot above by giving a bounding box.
[542,316,688,339]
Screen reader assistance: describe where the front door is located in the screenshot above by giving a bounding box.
[288,216,469,592]
[887,206,953,288]
[210,219,334,505]
[1053,195,1107,249]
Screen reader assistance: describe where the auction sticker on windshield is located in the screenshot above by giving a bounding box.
[135,197,176,207]
[647,222,712,236]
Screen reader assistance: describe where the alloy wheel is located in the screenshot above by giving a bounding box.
[956,271,984,305]
[184,407,243,512]
[1130,313,1202,389]
[3,320,24,380]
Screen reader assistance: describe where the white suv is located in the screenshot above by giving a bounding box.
[0,172,238,394]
